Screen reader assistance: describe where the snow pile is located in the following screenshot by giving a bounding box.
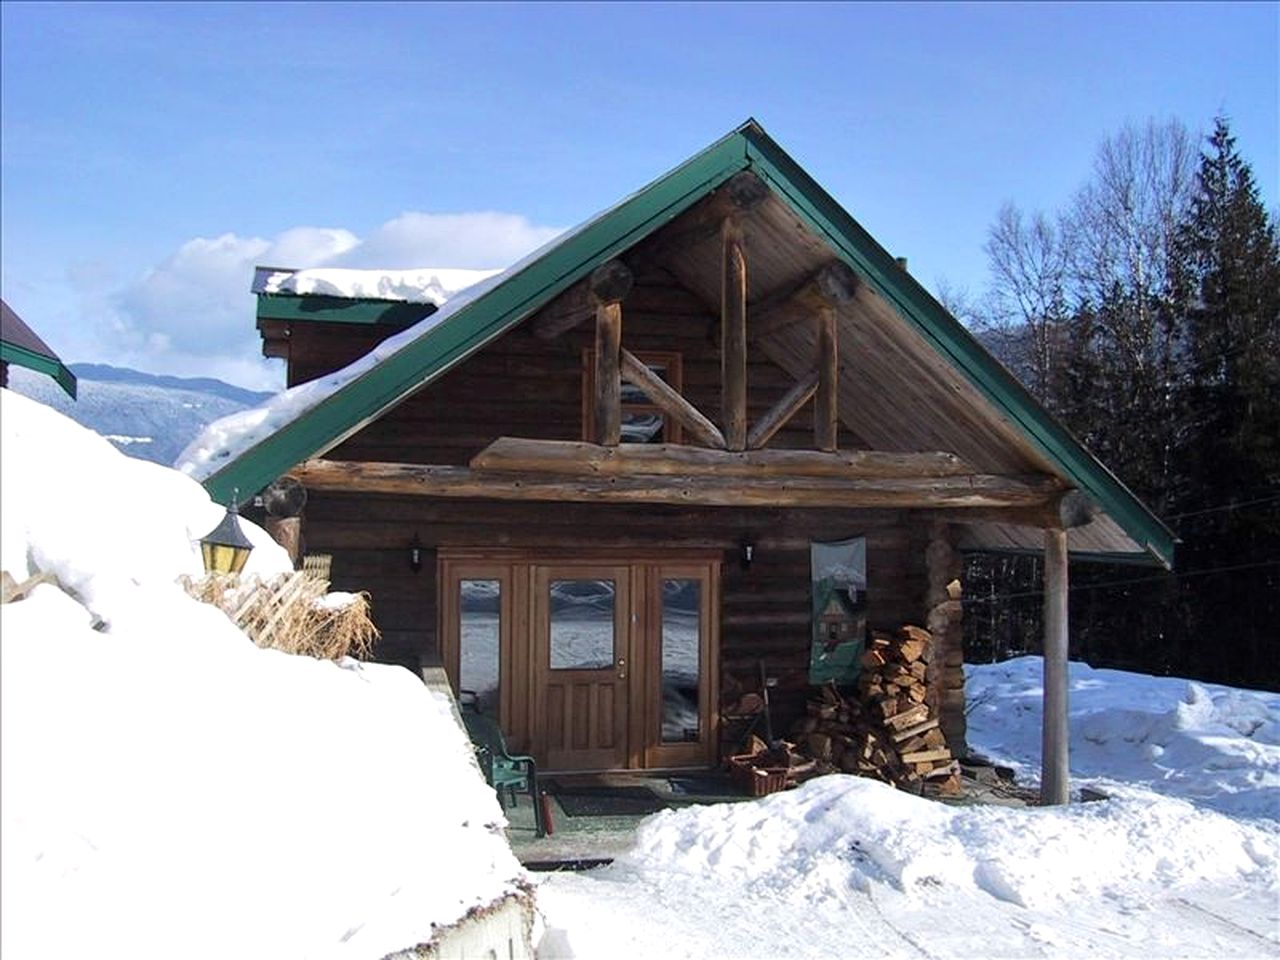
[966,656,1280,819]
[616,776,1274,909]
[539,775,1279,959]
[1,390,525,959]
[258,266,500,304]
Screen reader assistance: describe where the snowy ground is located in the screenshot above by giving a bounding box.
[1,390,525,960]
[5,388,1277,959]
[536,664,1279,958]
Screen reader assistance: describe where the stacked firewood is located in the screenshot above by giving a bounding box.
[790,625,961,794]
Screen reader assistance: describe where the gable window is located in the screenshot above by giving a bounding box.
[583,349,683,444]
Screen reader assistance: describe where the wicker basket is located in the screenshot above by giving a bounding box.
[728,754,789,797]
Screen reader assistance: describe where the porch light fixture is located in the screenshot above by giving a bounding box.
[740,538,755,572]
[409,534,423,574]
[199,491,255,575]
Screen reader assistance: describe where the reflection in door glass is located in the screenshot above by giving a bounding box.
[662,579,700,742]
[459,579,500,714]
[549,579,615,670]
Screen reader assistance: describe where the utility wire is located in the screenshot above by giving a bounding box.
[961,557,1280,606]
[1165,492,1280,522]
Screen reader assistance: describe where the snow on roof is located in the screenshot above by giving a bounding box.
[178,219,586,481]
[1,389,527,959]
[252,266,501,304]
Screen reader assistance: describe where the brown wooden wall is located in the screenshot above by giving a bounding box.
[274,270,962,753]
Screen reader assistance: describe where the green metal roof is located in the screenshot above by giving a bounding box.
[200,120,1175,567]
[1,299,77,399]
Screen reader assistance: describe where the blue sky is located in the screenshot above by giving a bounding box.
[2,2,1275,389]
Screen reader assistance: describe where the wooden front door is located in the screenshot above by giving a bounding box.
[532,564,632,771]
[440,551,718,773]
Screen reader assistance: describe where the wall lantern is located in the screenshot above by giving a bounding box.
[409,534,423,574]
[199,492,255,575]
[739,538,755,572]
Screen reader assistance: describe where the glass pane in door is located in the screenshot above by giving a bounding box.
[459,579,500,714]
[661,578,701,742]
[549,579,616,669]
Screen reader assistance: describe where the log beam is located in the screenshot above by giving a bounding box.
[815,304,838,451]
[620,348,725,449]
[590,260,633,446]
[722,217,748,450]
[530,259,634,341]
[749,260,859,344]
[471,437,979,479]
[746,368,818,450]
[1041,527,1071,805]
[594,300,622,445]
[627,171,769,275]
[928,489,1099,531]
[297,457,1064,510]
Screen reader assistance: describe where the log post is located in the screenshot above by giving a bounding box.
[925,522,966,757]
[721,217,748,451]
[1041,527,1070,805]
[590,261,633,447]
[265,517,302,568]
[815,304,838,451]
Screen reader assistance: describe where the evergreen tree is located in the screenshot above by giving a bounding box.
[1171,117,1280,685]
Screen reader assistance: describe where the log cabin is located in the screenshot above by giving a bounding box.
[189,120,1174,802]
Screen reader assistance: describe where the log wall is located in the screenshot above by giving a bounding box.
[272,272,965,757]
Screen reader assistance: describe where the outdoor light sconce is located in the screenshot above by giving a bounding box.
[199,491,255,575]
[740,538,755,572]
[409,534,423,574]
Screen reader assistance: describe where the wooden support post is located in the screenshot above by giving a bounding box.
[595,301,622,446]
[265,516,302,569]
[590,260,633,447]
[815,304,838,451]
[721,218,748,451]
[1041,527,1070,805]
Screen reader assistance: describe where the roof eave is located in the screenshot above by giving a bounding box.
[1,342,77,399]
[737,126,1174,568]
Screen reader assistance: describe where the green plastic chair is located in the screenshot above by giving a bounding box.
[459,693,546,837]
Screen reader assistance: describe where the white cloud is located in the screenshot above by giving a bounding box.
[39,212,562,392]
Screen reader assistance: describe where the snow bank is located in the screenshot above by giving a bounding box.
[539,774,1279,959]
[258,266,500,304]
[620,775,1275,909]
[966,656,1280,820]
[1,390,525,959]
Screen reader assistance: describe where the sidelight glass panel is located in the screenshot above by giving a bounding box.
[661,578,701,743]
[549,579,616,670]
[459,579,501,714]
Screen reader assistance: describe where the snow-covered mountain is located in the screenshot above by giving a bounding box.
[6,363,273,467]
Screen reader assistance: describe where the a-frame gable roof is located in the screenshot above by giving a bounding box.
[190,120,1174,567]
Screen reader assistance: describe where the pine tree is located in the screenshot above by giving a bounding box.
[1172,116,1280,685]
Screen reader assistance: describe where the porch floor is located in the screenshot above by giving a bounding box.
[504,771,752,867]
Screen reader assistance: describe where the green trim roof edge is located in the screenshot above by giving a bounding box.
[201,126,752,505]
[738,124,1174,568]
[1,341,77,398]
[202,119,1174,567]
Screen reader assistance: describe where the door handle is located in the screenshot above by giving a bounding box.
[616,657,628,680]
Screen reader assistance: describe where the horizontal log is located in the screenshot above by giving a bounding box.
[296,458,1065,510]
[471,437,979,480]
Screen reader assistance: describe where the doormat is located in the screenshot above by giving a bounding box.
[667,775,737,798]
[548,784,667,818]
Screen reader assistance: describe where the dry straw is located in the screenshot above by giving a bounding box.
[181,571,378,661]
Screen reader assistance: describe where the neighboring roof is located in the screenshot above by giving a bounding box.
[188,120,1175,567]
[0,299,77,398]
